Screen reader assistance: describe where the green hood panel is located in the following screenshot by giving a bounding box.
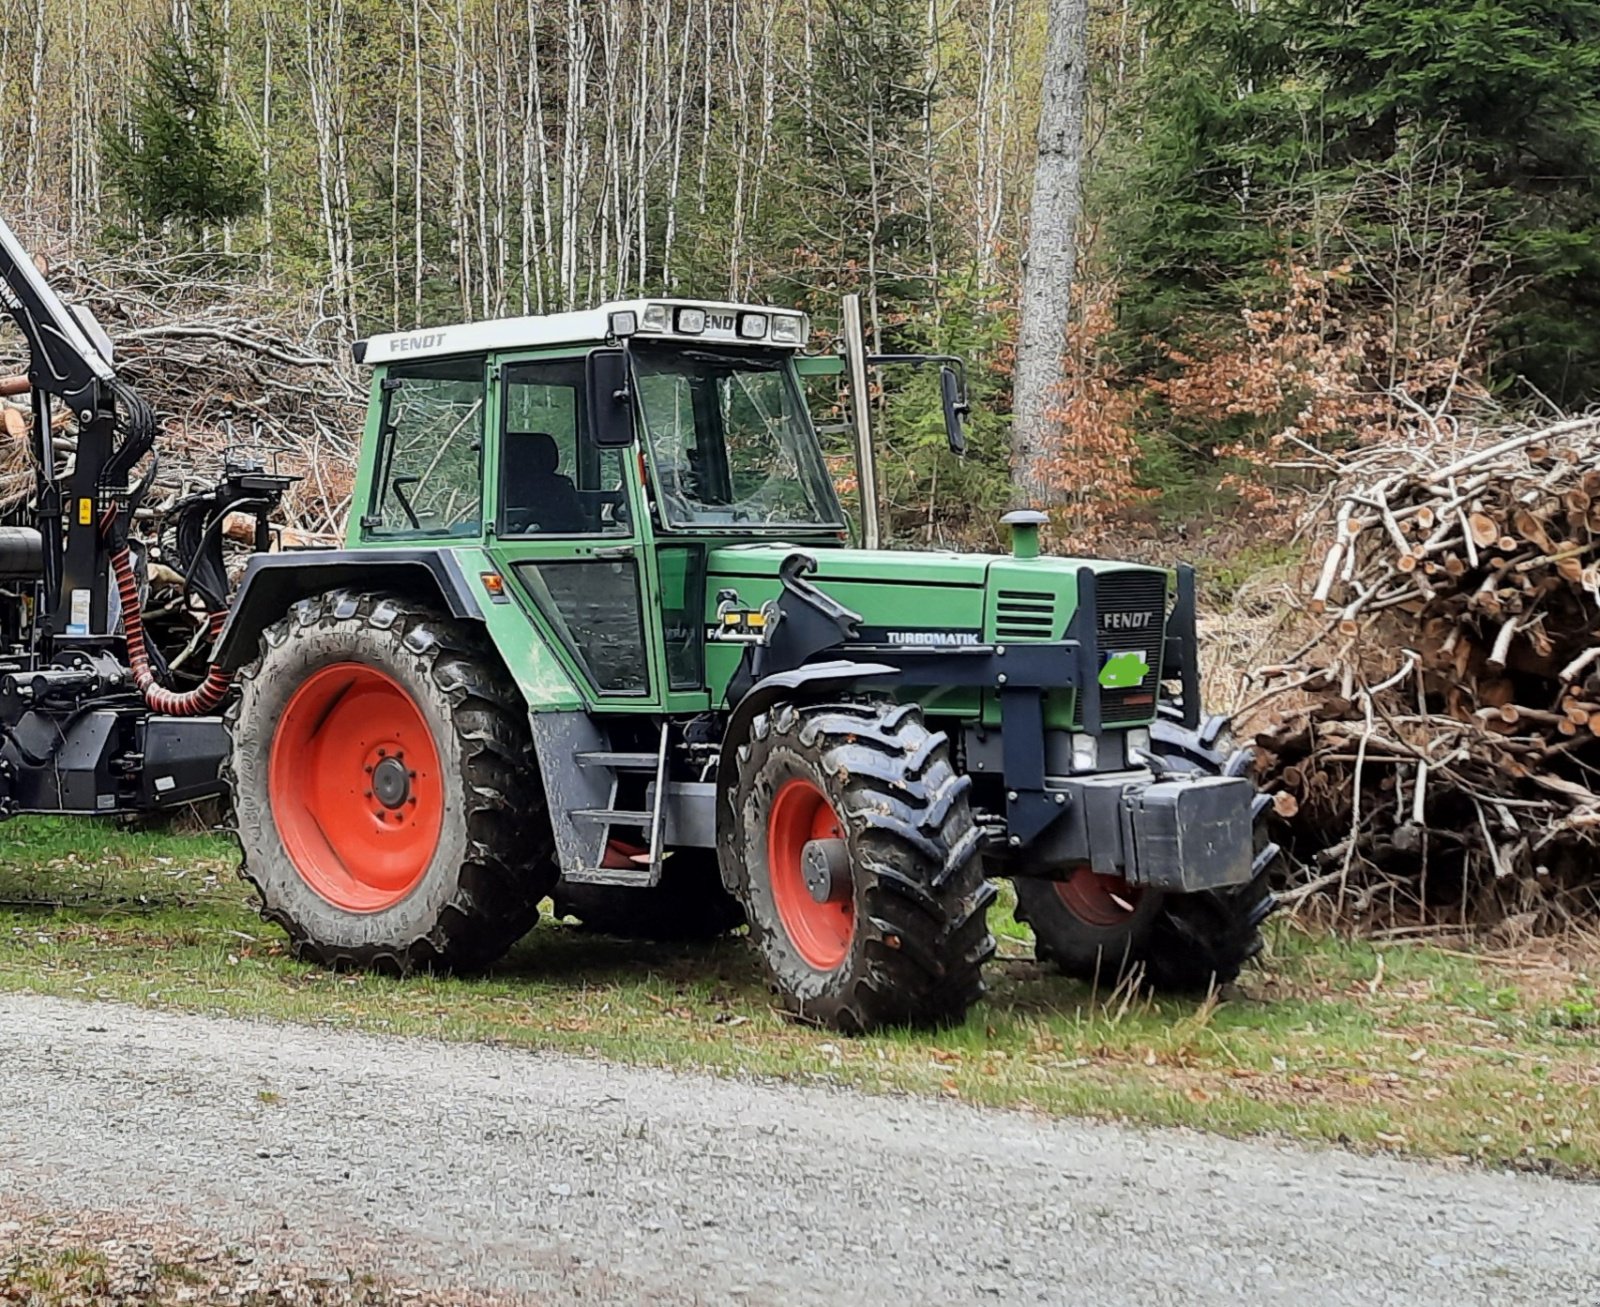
[708,543,991,588]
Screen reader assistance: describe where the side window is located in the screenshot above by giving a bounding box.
[501,357,627,536]
[368,357,485,536]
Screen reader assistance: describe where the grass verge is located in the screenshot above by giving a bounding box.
[2,816,1596,1176]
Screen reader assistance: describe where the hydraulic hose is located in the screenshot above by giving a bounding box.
[108,535,232,717]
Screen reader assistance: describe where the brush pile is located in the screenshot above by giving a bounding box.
[1250,415,1600,929]
[1,238,363,679]
[1,244,361,540]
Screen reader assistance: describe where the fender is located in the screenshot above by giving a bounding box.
[713,659,896,892]
[213,549,481,671]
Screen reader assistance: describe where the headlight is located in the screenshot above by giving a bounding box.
[770,314,805,345]
[641,303,669,332]
[1124,728,1152,762]
[1070,734,1099,772]
[739,312,769,339]
[676,307,706,334]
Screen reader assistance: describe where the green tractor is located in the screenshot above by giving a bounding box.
[212,295,1277,1031]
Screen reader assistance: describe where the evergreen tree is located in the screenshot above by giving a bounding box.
[1103,0,1600,405]
[104,3,259,236]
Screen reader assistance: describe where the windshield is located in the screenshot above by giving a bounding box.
[632,346,844,531]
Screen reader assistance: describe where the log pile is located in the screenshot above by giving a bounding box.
[1249,416,1600,928]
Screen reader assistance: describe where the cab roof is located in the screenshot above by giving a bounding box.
[353,298,810,367]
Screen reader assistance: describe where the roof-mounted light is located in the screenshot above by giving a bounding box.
[676,306,706,334]
[770,313,806,345]
[608,309,639,338]
[641,303,670,332]
[739,312,769,340]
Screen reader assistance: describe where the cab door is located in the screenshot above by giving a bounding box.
[485,351,659,708]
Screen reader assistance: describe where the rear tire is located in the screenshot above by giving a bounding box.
[1012,713,1277,993]
[226,590,557,973]
[722,700,996,1033]
[552,853,745,941]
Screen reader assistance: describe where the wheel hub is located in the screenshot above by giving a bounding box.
[370,754,411,809]
[800,837,850,904]
[766,778,855,971]
[268,662,444,913]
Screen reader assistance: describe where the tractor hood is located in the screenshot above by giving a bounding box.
[705,543,1169,650]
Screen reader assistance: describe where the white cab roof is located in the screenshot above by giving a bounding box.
[356,298,808,366]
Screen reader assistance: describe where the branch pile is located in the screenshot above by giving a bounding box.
[1,243,361,540]
[1250,416,1600,929]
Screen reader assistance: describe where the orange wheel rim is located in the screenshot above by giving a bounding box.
[1054,864,1142,928]
[267,662,443,912]
[767,777,853,970]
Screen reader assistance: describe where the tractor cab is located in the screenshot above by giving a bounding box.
[341,299,864,711]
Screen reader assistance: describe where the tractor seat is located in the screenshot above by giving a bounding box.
[503,431,586,533]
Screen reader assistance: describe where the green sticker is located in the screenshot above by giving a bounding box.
[1098,650,1149,690]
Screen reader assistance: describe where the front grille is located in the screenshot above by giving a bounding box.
[993,589,1058,641]
[1086,569,1168,726]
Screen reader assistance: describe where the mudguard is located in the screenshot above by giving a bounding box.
[212,549,481,672]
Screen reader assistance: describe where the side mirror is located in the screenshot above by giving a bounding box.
[587,348,636,447]
[939,365,969,455]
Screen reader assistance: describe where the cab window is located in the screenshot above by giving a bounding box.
[500,357,628,536]
[367,356,484,536]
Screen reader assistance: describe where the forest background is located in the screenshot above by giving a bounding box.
[2,0,1599,554]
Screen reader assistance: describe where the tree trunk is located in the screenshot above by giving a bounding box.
[1011,0,1088,508]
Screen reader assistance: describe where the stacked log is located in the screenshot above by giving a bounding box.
[1249,416,1600,928]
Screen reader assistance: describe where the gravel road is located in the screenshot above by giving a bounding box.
[2,991,1597,1305]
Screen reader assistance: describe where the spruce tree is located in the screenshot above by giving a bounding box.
[104,2,259,236]
[1104,0,1600,404]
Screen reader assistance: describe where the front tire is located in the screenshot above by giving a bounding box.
[721,701,996,1033]
[227,590,557,973]
[1012,714,1277,992]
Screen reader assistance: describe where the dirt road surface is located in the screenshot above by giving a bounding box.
[2,992,1596,1305]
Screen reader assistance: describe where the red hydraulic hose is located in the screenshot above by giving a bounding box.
[108,538,232,716]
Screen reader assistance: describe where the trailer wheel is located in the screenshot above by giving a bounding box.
[1012,714,1277,993]
[552,852,745,941]
[722,700,996,1033]
[226,590,556,973]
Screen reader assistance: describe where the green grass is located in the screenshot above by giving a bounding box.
[2,816,1597,1175]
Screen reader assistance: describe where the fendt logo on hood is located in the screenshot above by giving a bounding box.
[1102,610,1153,631]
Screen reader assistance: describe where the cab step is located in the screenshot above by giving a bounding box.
[575,750,660,770]
[571,808,655,826]
[561,863,658,888]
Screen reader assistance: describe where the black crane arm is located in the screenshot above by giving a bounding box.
[0,213,115,419]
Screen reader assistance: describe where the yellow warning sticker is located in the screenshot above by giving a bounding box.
[77,497,93,525]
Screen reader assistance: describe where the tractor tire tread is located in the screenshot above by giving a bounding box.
[727,700,995,1032]
[226,589,554,975]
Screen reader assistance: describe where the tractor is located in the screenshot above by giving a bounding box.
[0,213,1276,1032]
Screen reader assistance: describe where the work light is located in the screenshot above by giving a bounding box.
[676,307,706,334]
[739,312,769,340]
[770,313,805,345]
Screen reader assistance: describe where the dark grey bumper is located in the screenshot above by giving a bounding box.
[1018,770,1255,893]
